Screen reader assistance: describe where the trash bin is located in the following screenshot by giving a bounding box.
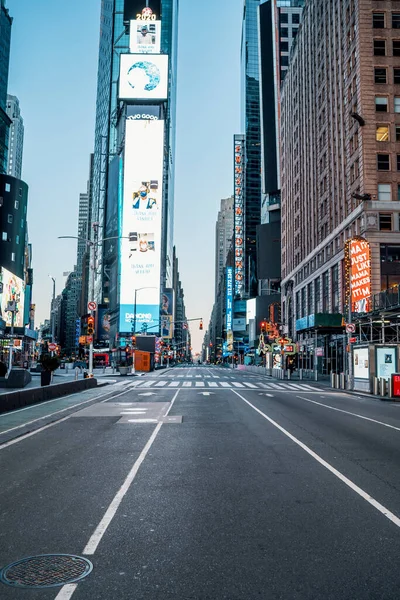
[41,370,52,387]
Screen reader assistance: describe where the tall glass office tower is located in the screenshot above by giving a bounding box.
[91,0,179,345]
[0,0,12,175]
[240,0,262,299]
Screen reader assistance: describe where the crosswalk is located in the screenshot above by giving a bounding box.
[130,379,320,391]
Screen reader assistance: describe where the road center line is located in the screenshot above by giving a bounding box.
[296,395,400,433]
[231,389,400,530]
[82,389,180,557]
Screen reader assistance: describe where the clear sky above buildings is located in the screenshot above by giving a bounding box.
[7,0,242,353]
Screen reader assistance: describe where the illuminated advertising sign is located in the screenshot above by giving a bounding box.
[234,135,245,296]
[345,237,371,313]
[119,118,165,332]
[130,19,161,54]
[98,307,111,342]
[226,267,233,331]
[124,1,161,23]
[0,268,25,328]
[161,289,173,339]
[119,54,168,101]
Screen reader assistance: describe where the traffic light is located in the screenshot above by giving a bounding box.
[261,321,266,333]
[131,335,136,346]
[87,316,95,335]
[199,320,203,330]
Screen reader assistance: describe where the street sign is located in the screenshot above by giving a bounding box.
[346,323,356,334]
[349,337,357,344]
[48,343,57,352]
[88,301,97,312]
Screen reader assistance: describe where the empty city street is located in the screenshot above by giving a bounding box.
[2,366,400,599]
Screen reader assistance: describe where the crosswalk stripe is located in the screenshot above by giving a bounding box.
[195,382,205,387]
[232,382,245,388]
[183,382,192,387]
[243,382,257,388]
[140,381,153,388]
[286,384,304,390]
[283,384,301,390]
[155,381,168,387]
[220,382,231,387]
[300,384,319,390]
[168,382,180,387]
[208,382,218,387]
[267,383,281,389]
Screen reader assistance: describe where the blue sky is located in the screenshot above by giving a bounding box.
[6,0,243,353]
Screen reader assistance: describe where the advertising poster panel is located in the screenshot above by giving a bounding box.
[345,237,371,313]
[161,289,173,339]
[124,1,161,22]
[119,119,164,332]
[0,268,25,327]
[234,135,245,296]
[98,307,111,342]
[119,54,168,101]
[130,19,161,54]
[376,347,397,381]
[226,267,233,331]
[353,347,369,379]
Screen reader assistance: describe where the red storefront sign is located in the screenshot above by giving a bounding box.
[392,374,400,398]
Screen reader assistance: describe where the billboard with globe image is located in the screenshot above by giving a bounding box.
[119,54,168,101]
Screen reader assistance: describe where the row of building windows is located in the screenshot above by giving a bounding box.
[374,38,400,56]
[374,66,400,84]
[373,13,400,29]
[375,95,400,111]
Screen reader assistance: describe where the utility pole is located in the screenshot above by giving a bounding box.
[6,301,16,374]
[50,276,56,343]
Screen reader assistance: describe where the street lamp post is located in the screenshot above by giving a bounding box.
[48,275,56,344]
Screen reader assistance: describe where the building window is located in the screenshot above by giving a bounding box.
[397,155,400,170]
[315,277,322,313]
[394,40,400,56]
[292,13,300,25]
[373,13,385,28]
[292,28,298,38]
[376,96,388,111]
[5,183,10,193]
[376,125,390,141]
[280,41,289,52]
[377,154,390,170]
[14,200,19,210]
[281,55,289,67]
[11,253,15,262]
[307,282,313,316]
[2,232,7,241]
[15,235,19,245]
[396,125,400,141]
[374,39,386,55]
[378,183,391,200]
[395,97,400,112]
[322,272,329,312]
[280,12,288,24]
[393,13,400,28]
[395,68,400,84]
[7,214,13,224]
[332,265,340,314]
[296,291,300,320]
[280,27,288,37]
[379,213,393,230]
[374,67,387,83]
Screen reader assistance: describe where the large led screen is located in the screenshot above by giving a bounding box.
[119,119,165,333]
[130,19,161,54]
[119,54,168,101]
[124,1,161,23]
[0,267,25,328]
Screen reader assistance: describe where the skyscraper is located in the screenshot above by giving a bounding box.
[215,196,234,300]
[6,94,24,179]
[0,0,12,175]
[240,0,262,299]
[91,0,179,345]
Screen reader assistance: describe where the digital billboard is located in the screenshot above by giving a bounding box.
[119,54,168,101]
[119,118,164,333]
[98,307,111,342]
[0,267,25,328]
[124,1,161,23]
[161,289,173,339]
[130,19,161,54]
[226,267,233,331]
[345,237,371,313]
[234,135,245,296]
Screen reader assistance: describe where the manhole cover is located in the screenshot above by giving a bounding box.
[0,554,93,589]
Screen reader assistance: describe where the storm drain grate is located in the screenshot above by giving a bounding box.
[0,554,93,589]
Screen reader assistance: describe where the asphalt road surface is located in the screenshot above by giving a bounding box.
[2,365,400,599]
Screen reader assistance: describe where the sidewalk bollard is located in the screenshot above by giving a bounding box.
[373,377,379,395]
[380,377,386,398]
[340,373,345,389]
[287,370,291,381]
[314,369,318,382]
[299,369,303,381]
[388,377,393,399]
[75,367,79,381]
[331,372,335,388]
[103,366,106,374]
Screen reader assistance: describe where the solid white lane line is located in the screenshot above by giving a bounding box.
[232,390,400,530]
[296,395,400,432]
[83,389,180,556]
[195,382,205,387]
[232,382,245,388]
[243,382,257,388]
[54,584,78,600]
[0,387,130,442]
